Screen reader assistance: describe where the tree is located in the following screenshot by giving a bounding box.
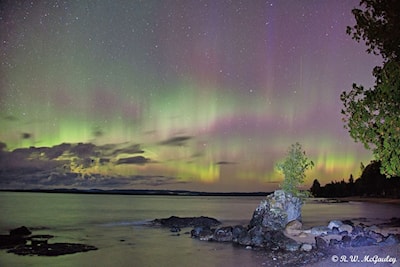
[276,142,314,198]
[341,0,400,177]
[310,179,322,197]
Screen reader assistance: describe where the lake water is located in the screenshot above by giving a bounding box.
[0,192,399,267]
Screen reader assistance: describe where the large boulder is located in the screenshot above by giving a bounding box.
[249,190,303,230]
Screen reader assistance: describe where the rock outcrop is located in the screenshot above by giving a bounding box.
[249,190,303,231]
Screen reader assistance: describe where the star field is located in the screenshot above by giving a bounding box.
[0,0,383,191]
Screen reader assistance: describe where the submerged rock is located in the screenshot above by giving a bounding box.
[1,226,97,256]
[0,235,26,249]
[10,226,31,236]
[8,243,98,256]
[152,216,221,228]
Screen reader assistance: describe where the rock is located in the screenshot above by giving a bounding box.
[0,235,26,249]
[251,234,264,247]
[315,237,328,250]
[191,226,205,238]
[328,220,343,229]
[2,227,97,256]
[351,225,364,236]
[249,190,303,231]
[7,242,97,256]
[198,228,214,241]
[284,239,300,252]
[329,239,341,248]
[351,235,376,247]
[191,226,213,240]
[213,226,233,242]
[298,232,308,238]
[329,227,340,235]
[238,233,252,246]
[285,220,302,236]
[265,230,300,251]
[379,234,400,246]
[30,235,54,246]
[366,230,384,241]
[311,226,330,236]
[170,226,181,233]
[10,226,31,236]
[232,225,247,242]
[248,225,265,247]
[152,216,221,228]
[365,225,379,232]
[341,235,352,247]
[300,243,313,252]
[339,224,353,234]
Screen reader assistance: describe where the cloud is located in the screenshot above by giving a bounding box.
[112,143,144,155]
[21,132,33,139]
[116,156,150,165]
[0,141,188,189]
[160,136,192,146]
[216,161,236,165]
[92,126,104,138]
[69,143,97,157]
[42,143,72,159]
[2,114,18,121]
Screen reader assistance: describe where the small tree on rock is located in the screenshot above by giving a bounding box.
[276,142,314,199]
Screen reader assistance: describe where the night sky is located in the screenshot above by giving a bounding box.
[0,0,383,192]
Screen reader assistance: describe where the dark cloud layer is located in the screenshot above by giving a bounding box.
[116,156,150,165]
[0,141,182,189]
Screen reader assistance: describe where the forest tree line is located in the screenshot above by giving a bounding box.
[310,161,400,198]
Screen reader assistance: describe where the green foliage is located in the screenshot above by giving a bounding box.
[276,143,314,198]
[341,0,400,177]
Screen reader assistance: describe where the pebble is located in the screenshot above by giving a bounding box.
[328,220,343,229]
[338,224,353,234]
[300,243,313,252]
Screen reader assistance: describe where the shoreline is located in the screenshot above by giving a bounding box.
[337,196,400,205]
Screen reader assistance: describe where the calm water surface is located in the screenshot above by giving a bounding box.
[0,192,399,267]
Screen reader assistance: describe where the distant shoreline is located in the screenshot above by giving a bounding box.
[0,188,272,197]
[2,190,399,205]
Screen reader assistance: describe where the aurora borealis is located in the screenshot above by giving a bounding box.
[0,0,383,192]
